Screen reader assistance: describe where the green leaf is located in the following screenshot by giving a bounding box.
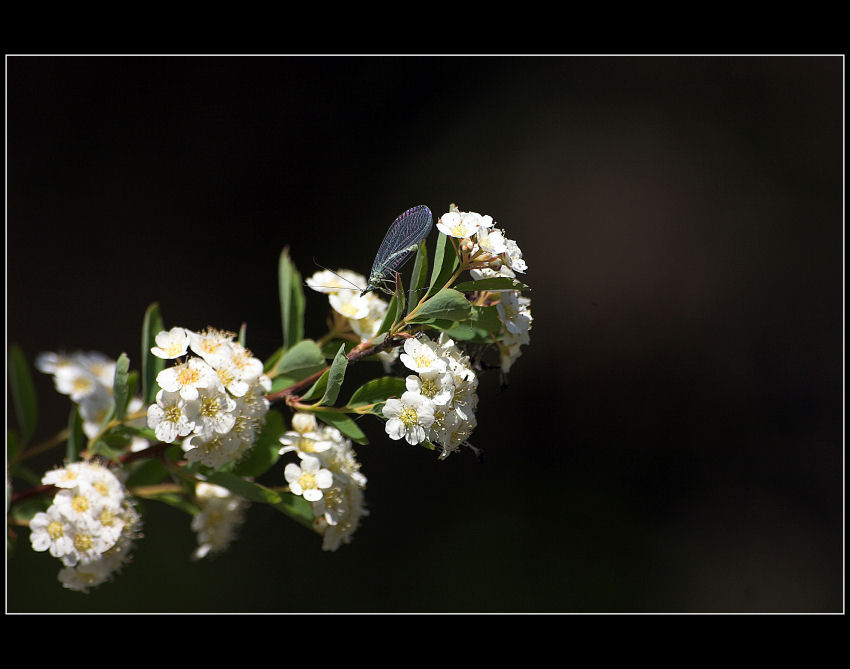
[279,246,306,352]
[7,430,20,463]
[8,345,38,446]
[268,339,327,393]
[10,496,51,525]
[347,376,406,408]
[141,303,165,405]
[205,471,284,505]
[454,277,530,292]
[92,440,122,463]
[125,458,169,487]
[270,492,316,530]
[409,289,472,323]
[264,346,284,373]
[376,290,402,336]
[275,339,325,374]
[232,410,285,478]
[320,338,356,360]
[314,410,368,444]
[319,344,348,406]
[299,368,330,402]
[238,322,247,347]
[112,353,131,422]
[66,406,86,463]
[427,232,459,298]
[407,240,429,314]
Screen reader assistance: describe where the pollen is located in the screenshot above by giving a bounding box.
[420,378,438,398]
[298,472,318,490]
[93,481,110,497]
[414,354,432,369]
[74,533,93,552]
[47,521,65,540]
[399,406,419,428]
[71,494,90,514]
[99,508,116,526]
[164,404,183,423]
[176,366,200,386]
[73,377,94,394]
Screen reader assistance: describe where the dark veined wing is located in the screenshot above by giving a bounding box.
[371,205,433,277]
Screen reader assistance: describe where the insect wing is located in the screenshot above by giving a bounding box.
[372,205,433,277]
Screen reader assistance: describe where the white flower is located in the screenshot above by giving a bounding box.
[185,386,237,440]
[53,363,100,401]
[382,391,435,445]
[182,432,242,469]
[29,506,74,558]
[151,327,191,359]
[399,336,447,375]
[279,429,334,457]
[437,210,482,239]
[191,483,247,560]
[329,290,372,320]
[188,329,235,368]
[156,357,219,401]
[77,387,115,439]
[291,412,318,434]
[496,291,533,335]
[500,329,530,373]
[476,225,507,256]
[147,389,195,443]
[349,293,390,340]
[35,351,75,375]
[285,455,334,502]
[406,372,454,407]
[52,487,104,525]
[42,462,89,489]
[305,269,367,294]
[503,238,527,274]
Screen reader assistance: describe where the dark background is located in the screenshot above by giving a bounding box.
[6,56,843,613]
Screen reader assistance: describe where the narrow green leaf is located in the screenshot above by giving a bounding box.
[409,288,472,323]
[320,344,348,407]
[454,277,530,292]
[427,232,459,298]
[112,353,130,422]
[205,471,283,505]
[376,290,401,336]
[320,339,357,360]
[232,410,285,478]
[270,492,316,530]
[347,376,406,408]
[66,406,86,463]
[141,303,165,405]
[145,493,200,515]
[8,345,38,446]
[407,240,429,314]
[314,410,368,444]
[264,346,284,373]
[238,322,247,347]
[300,368,330,402]
[279,246,306,351]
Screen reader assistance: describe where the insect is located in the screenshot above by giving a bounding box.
[361,205,433,296]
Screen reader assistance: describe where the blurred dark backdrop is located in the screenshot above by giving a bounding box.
[6,56,843,613]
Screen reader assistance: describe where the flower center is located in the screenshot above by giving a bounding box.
[93,481,110,497]
[298,472,318,490]
[414,354,432,369]
[47,521,64,540]
[71,495,90,514]
[165,404,183,423]
[177,366,200,386]
[420,378,438,398]
[399,406,419,428]
[74,533,93,552]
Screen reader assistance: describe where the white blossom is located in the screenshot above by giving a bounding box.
[156,356,219,401]
[285,455,334,502]
[399,335,447,375]
[147,389,195,443]
[382,391,435,445]
[150,327,191,359]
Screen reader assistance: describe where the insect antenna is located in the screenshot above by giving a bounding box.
[306,258,366,293]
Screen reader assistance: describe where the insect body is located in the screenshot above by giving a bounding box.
[362,205,433,296]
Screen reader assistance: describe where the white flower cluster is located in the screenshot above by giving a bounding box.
[190,482,248,560]
[35,351,151,452]
[279,413,368,551]
[437,206,532,374]
[383,333,479,459]
[146,327,271,470]
[29,460,141,592]
[305,268,399,370]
